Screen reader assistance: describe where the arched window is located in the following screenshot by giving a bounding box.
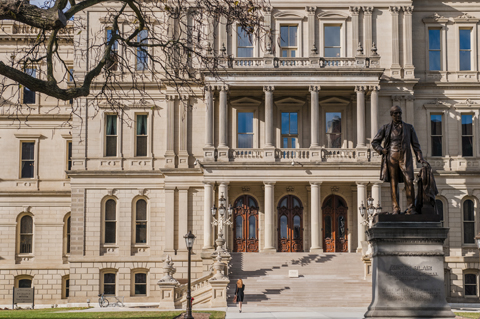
[464,272,478,297]
[15,275,33,288]
[463,199,475,244]
[135,199,147,244]
[64,214,71,255]
[105,199,116,244]
[19,215,33,254]
[62,275,70,299]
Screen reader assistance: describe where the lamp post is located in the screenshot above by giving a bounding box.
[211,193,233,255]
[183,231,196,319]
[359,194,382,256]
[475,233,480,251]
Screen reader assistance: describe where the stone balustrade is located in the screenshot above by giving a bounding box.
[276,148,310,161]
[320,57,356,68]
[230,148,263,161]
[322,148,357,162]
[224,56,379,69]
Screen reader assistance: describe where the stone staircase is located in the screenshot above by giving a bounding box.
[227,252,372,307]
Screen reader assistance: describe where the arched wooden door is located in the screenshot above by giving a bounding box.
[277,195,303,252]
[233,195,259,252]
[322,195,348,252]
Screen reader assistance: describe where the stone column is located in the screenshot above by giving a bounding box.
[310,182,322,252]
[355,86,366,148]
[165,95,176,168]
[389,6,401,77]
[403,6,415,78]
[363,7,374,56]
[203,182,214,250]
[372,183,382,207]
[306,6,317,55]
[264,86,275,161]
[370,86,380,139]
[264,182,276,252]
[178,95,189,168]
[164,187,175,253]
[178,187,189,251]
[218,182,229,250]
[350,7,361,55]
[309,85,320,148]
[217,85,229,161]
[204,86,215,162]
[356,182,366,253]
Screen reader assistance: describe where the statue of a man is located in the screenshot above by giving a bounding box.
[371,105,428,215]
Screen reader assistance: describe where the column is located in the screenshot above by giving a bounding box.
[178,187,189,251]
[389,6,401,77]
[204,86,215,162]
[263,7,273,55]
[309,85,320,148]
[355,86,366,148]
[264,86,274,147]
[370,85,380,139]
[218,182,229,250]
[164,187,175,253]
[310,182,322,252]
[372,183,382,208]
[363,7,373,56]
[178,95,189,168]
[264,182,275,251]
[164,95,176,168]
[306,7,317,55]
[218,16,227,54]
[356,182,366,253]
[203,182,214,250]
[350,7,361,55]
[403,6,415,78]
[217,85,229,161]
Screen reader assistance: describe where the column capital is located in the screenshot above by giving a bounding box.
[309,181,322,187]
[263,85,275,92]
[205,85,215,92]
[263,6,272,14]
[369,85,381,91]
[305,6,316,14]
[166,94,177,101]
[403,6,414,15]
[349,6,362,15]
[389,6,401,14]
[263,181,276,186]
[219,181,230,186]
[203,181,214,186]
[355,85,367,93]
[218,84,229,92]
[363,6,374,15]
[356,182,367,186]
[309,85,321,93]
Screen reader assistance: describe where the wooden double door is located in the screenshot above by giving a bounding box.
[277,195,303,252]
[322,195,348,252]
[233,195,259,252]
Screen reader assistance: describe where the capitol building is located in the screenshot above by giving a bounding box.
[0,0,480,307]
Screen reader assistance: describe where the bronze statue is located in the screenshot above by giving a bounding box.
[371,105,428,215]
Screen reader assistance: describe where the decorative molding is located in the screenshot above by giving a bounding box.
[402,6,414,15]
[14,133,45,139]
[286,186,294,192]
[453,13,479,23]
[273,11,306,20]
[422,13,448,23]
[389,6,401,15]
[241,187,250,192]
[305,6,316,14]
[355,85,366,93]
[309,85,321,92]
[317,11,349,20]
[275,96,305,106]
[349,6,362,15]
[331,186,339,193]
[263,85,274,92]
[107,188,118,196]
[263,6,272,14]
[22,205,31,213]
[217,84,229,92]
[230,96,262,107]
[61,133,72,140]
[363,7,374,15]
[369,85,380,91]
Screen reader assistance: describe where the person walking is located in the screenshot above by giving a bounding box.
[235,279,245,313]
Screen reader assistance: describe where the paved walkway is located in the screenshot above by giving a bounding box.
[225,306,366,319]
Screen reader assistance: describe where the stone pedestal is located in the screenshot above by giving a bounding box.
[364,217,455,319]
[158,282,177,309]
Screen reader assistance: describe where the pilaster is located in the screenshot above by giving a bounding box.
[263,182,276,252]
[263,7,273,57]
[165,95,176,168]
[370,85,380,140]
[203,182,214,252]
[263,86,275,162]
[178,95,189,168]
[363,7,374,57]
[389,6,402,78]
[350,7,362,56]
[306,7,317,56]
[310,182,323,253]
[309,85,320,149]
[217,85,229,162]
[403,6,415,79]
[164,187,176,254]
[203,86,215,162]
[356,182,367,253]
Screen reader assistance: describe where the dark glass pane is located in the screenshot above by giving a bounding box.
[429,51,441,71]
[105,200,116,220]
[238,112,253,133]
[107,29,118,52]
[283,137,288,148]
[465,274,476,284]
[338,216,345,238]
[23,88,36,104]
[431,136,442,156]
[237,26,253,47]
[288,26,297,47]
[291,139,296,148]
[462,137,473,157]
[238,134,253,148]
[105,222,116,244]
[67,217,71,254]
[326,113,341,133]
[104,273,115,283]
[325,47,341,58]
[106,115,117,135]
[21,215,33,233]
[431,115,442,135]
[235,216,243,239]
[290,113,298,134]
[136,136,147,156]
[280,26,288,47]
[22,143,34,160]
[435,200,444,221]
[325,26,340,47]
[327,134,342,148]
[135,273,146,283]
[136,200,147,220]
[68,142,73,170]
[19,279,31,288]
[106,136,117,156]
[293,215,301,239]
[248,197,256,208]
[464,223,475,244]
[237,47,253,58]
[280,215,287,239]
[429,29,441,50]
[281,113,289,135]
[66,279,69,297]
[280,198,287,207]
[462,115,473,135]
[20,235,32,253]
[135,284,147,295]
[249,215,256,239]
[236,198,243,207]
[136,30,148,71]
[324,197,333,208]
[136,223,146,243]
[137,115,147,135]
[464,200,474,220]
[465,284,477,296]
[460,29,471,50]
[293,198,300,208]
[336,197,346,208]
[324,216,332,238]
[282,50,288,57]
[291,50,296,58]
[460,51,471,71]
[21,161,34,178]
[104,284,115,295]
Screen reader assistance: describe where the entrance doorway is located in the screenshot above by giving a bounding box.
[233,195,259,252]
[322,195,348,252]
[277,195,303,252]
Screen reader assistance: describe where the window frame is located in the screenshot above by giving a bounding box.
[460,113,474,157]
[136,29,149,71]
[66,140,73,173]
[320,102,348,148]
[279,24,299,58]
[22,67,37,105]
[280,112,299,148]
[463,270,479,298]
[105,28,119,71]
[455,24,477,72]
[424,105,449,160]
[318,13,347,58]
[235,25,255,58]
[273,14,304,58]
[17,212,34,257]
[15,275,33,288]
[62,275,70,299]
[323,24,342,58]
[130,269,149,296]
[135,113,149,157]
[102,197,118,246]
[462,198,476,246]
[19,141,36,179]
[63,213,71,256]
[100,269,118,296]
[104,113,118,157]
[430,113,444,157]
[428,28,442,71]
[132,197,149,246]
[232,107,259,149]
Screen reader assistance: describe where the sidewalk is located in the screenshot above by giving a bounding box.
[225,306,366,319]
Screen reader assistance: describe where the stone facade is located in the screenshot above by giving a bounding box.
[0,0,480,306]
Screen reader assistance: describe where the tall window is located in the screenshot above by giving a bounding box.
[106,29,119,71]
[324,26,341,57]
[460,28,472,71]
[435,199,444,227]
[137,30,148,71]
[431,114,442,156]
[461,114,473,157]
[429,28,441,71]
[105,199,116,244]
[23,68,36,104]
[67,141,72,171]
[280,25,297,57]
[66,216,71,254]
[21,142,35,178]
[135,199,147,244]
[465,273,477,296]
[237,26,253,57]
[281,112,298,148]
[326,112,342,148]
[103,273,116,295]
[463,199,475,244]
[134,273,147,295]
[136,115,147,156]
[20,215,33,254]
[65,278,70,298]
[105,115,117,157]
[238,112,254,148]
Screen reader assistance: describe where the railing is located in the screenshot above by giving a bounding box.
[233,58,264,68]
[229,57,367,69]
[320,58,356,68]
[174,273,214,308]
[275,58,310,67]
[230,148,263,161]
[276,149,310,161]
[321,148,356,162]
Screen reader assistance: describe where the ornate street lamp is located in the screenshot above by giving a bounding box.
[359,194,381,256]
[211,193,233,255]
[183,231,196,319]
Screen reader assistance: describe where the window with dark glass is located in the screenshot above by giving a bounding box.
[136,114,147,156]
[462,114,473,157]
[280,215,287,238]
[105,199,116,244]
[65,279,69,298]
[106,29,118,71]
[20,215,33,254]
[137,30,148,71]
[66,216,71,254]
[105,115,117,157]
[465,274,477,296]
[324,26,341,57]
[134,273,147,295]
[281,112,298,148]
[326,112,342,148]
[293,215,301,239]
[236,216,243,239]
[460,29,472,71]
[431,114,442,156]
[23,68,36,104]
[103,273,115,295]
[463,200,475,244]
[237,26,253,57]
[18,279,32,288]
[21,142,35,178]
[67,141,73,171]
[435,199,444,227]
[280,25,297,57]
[135,199,147,244]
[238,112,253,148]
[429,29,441,71]
[249,215,256,239]
[324,216,332,238]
